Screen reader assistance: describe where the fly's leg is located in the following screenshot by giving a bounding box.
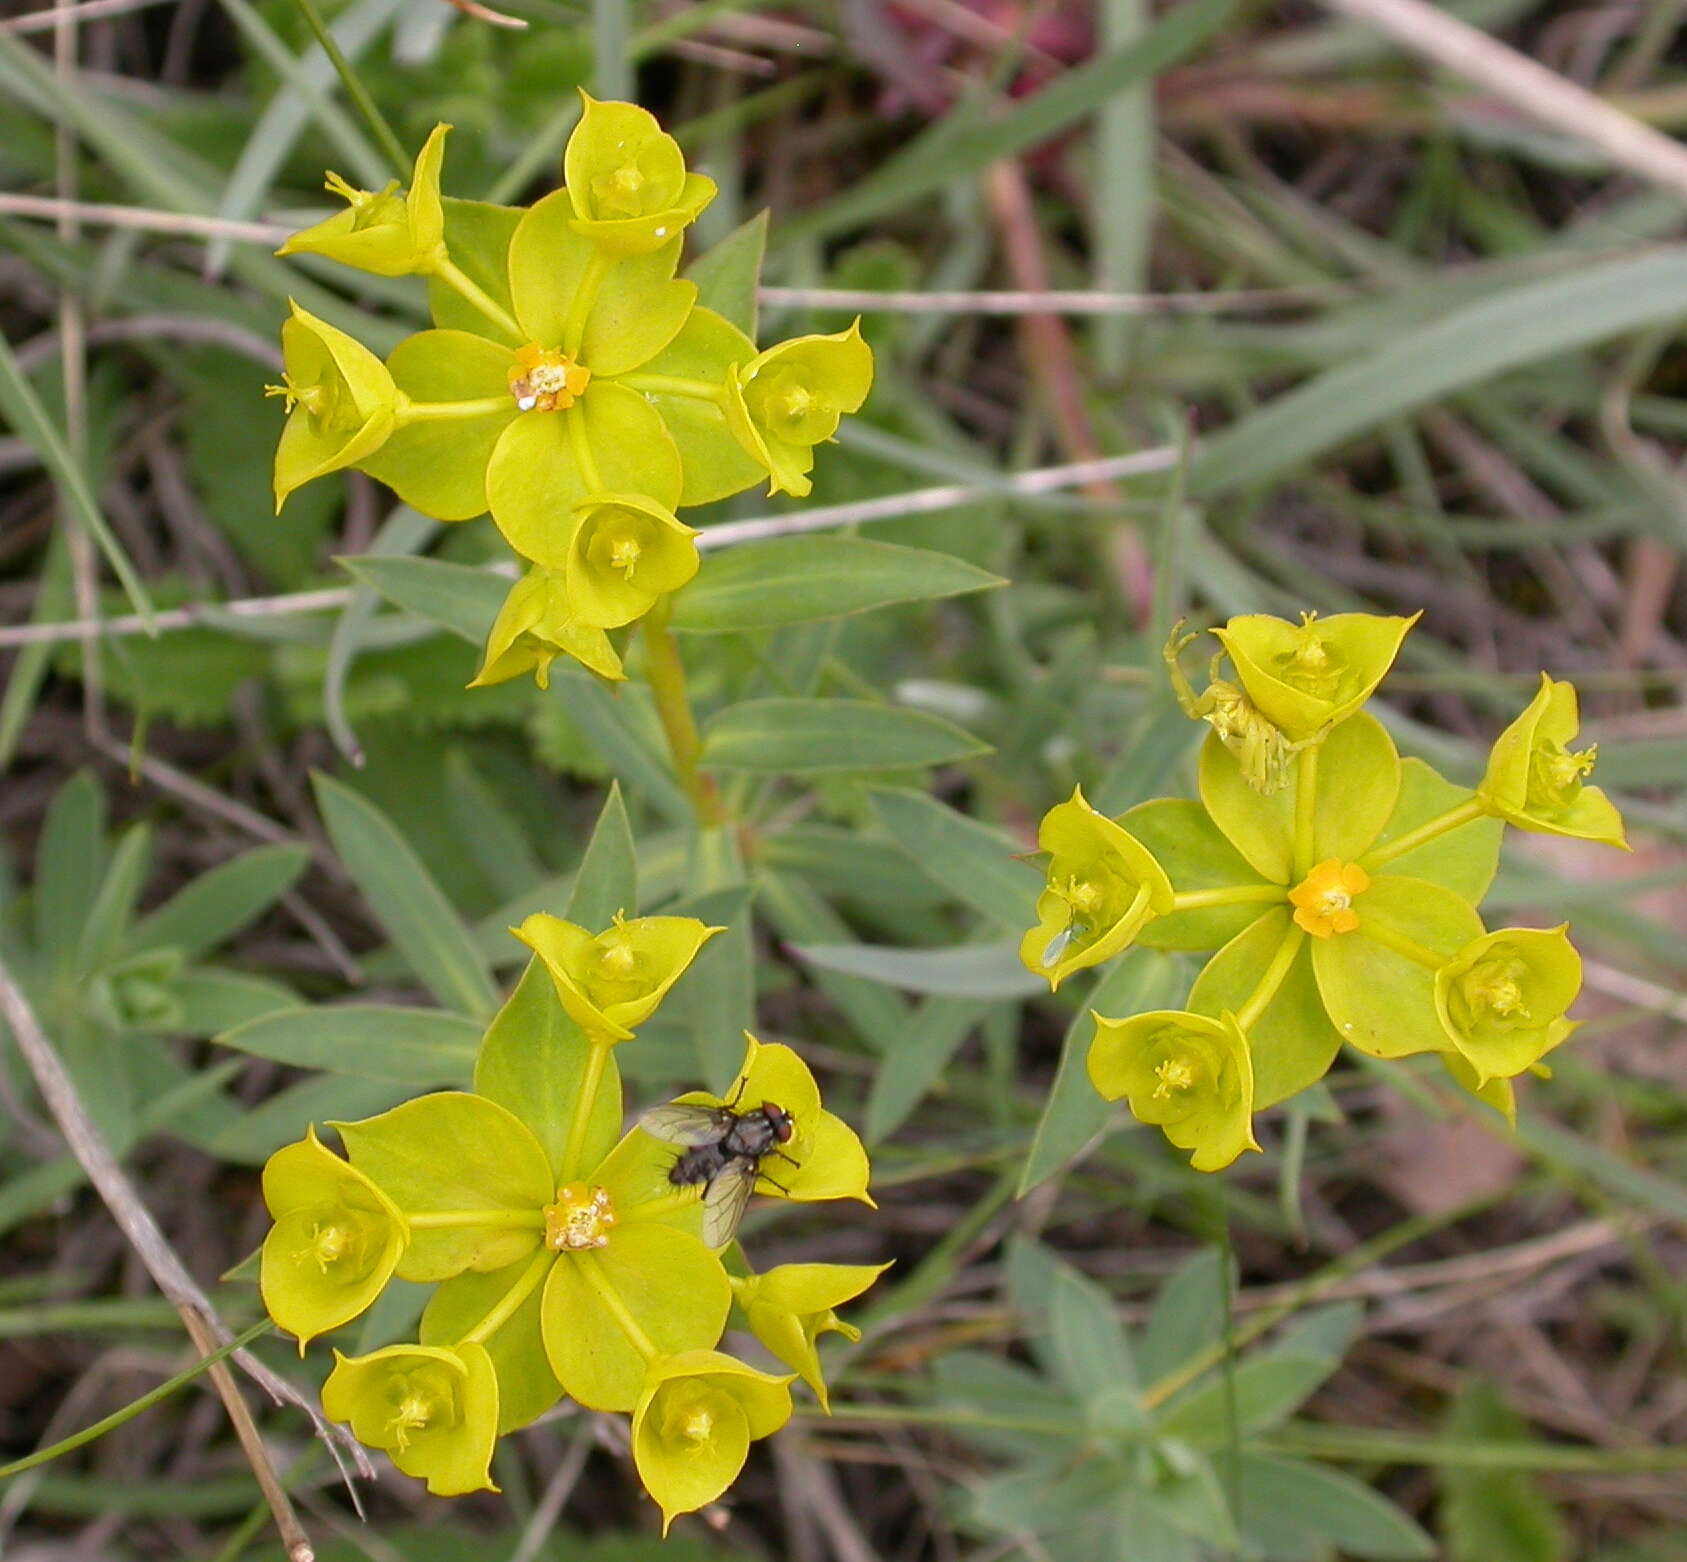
[767,1148,802,1170]
[756,1171,794,1196]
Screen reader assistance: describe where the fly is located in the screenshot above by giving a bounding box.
[1041,919,1087,968]
[639,1096,798,1249]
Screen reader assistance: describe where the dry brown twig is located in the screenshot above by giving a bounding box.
[0,950,375,1554]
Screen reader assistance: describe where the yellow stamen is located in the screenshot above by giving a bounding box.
[544,1183,618,1251]
[1153,1057,1194,1099]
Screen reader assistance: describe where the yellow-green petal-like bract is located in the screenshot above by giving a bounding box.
[631,1350,793,1533]
[1019,785,1176,991]
[1434,924,1582,1084]
[565,492,700,629]
[1477,674,1628,849]
[1213,610,1420,740]
[321,1340,499,1495]
[1088,1008,1260,1172]
[470,565,625,689]
[733,1262,889,1412]
[721,323,874,498]
[276,123,449,278]
[514,912,723,1042]
[259,1127,408,1352]
[564,92,716,255]
[269,302,400,511]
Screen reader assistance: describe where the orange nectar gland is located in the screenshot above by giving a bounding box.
[509,346,591,413]
[545,1184,617,1251]
[1289,858,1370,938]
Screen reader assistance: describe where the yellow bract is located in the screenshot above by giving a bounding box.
[733,1262,890,1412]
[1478,675,1628,849]
[471,566,625,690]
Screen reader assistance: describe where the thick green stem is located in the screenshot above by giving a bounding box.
[578,1250,658,1360]
[1234,925,1305,1031]
[407,1210,546,1230]
[396,394,511,425]
[1357,920,1448,971]
[1171,884,1286,912]
[1361,797,1486,872]
[643,597,725,826]
[562,249,612,357]
[460,1248,554,1346]
[431,258,523,341]
[1292,741,1320,878]
[559,1040,612,1184]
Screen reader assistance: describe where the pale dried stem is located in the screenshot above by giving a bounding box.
[0,949,375,1494]
[0,447,1177,649]
[1320,0,1687,200]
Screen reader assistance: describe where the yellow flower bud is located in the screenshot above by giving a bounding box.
[564,94,716,255]
[1478,675,1628,849]
[470,565,625,690]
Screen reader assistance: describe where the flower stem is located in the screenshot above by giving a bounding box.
[1292,740,1320,879]
[1357,920,1448,971]
[577,1250,658,1361]
[432,257,524,341]
[562,248,612,357]
[643,596,725,826]
[559,1039,612,1184]
[460,1248,554,1346]
[620,372,728,402]
[407,1210,547,1230]
[1234,925,1305,1030]
[285,0,410,180]
[1360,797,1486,873]
[396,394,512,424]
[1170,884,1286,912]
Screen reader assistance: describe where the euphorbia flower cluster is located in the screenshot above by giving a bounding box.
[1020,612,1628,1170]
[259,911,876,1527]
[269,96,873,687]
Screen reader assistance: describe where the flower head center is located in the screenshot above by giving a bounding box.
[608,534,641,576]
[680,1404,714,1443]
[1527,742,1597,813]
[1466,956,1532,1024]
[385,1390,434,1452]
[324,171,403,231]
[1274,611,1344,697]
[544,1183,617,1251]
[264,376,333,425]
[593,162,648,218]
[298,1218,354,1274]
[1153,1056,1195,1099]
[509,346,592,413]
[1064,877,1104,916]
[1290,858,1369,938]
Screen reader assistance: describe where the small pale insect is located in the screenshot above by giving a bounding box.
[1040,920,1088,969]
[639,1098,799,1248]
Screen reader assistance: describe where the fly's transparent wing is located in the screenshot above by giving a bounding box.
[640,1104,734,1146]
[700,1160,756,1248]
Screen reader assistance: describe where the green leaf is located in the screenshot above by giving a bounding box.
[79,824,151,975]
[686,209,767,337]
[1158,1356,1340,1444]
[1441,1381,1570,1562]
[865,997,988,1143]
[1188,908,1342,1109]
[1019,948,1183,1194]
[795,941,1044,999]
[1140,1248,1226,1384]
[313,772,499,1018]
[671,537,1005,635]
[1367,758,1502,901]
[1191,245,1687,499]
[667,883,755,1093]
[565,782,637,930]
[175,970,298,1035]
[128,844,310,960]
[1049,1263,1140,1415]
[1128,798,1278,952]
[335,1092,554,1282]
[1238,1453,1434,1560]
[700,698,988,773]
[202,1074,409,1165]
[216,1005,480,1085]
[337,555,505,645]
[781,0,1234,245]
[868,787,1040,930]
[474,957,623,1180]
[34,770,108,970]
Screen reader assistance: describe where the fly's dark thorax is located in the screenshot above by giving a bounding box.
[722,1112,782,1160]
[670,1142,732,1188]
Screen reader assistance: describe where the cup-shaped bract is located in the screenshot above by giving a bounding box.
[1020,786,1176,990]
[732,1262,889,1412]
[514,911,723,1042]
[321,1341,500,1496]
[722,323,874,498]
[268,302,400,510]
[1478,675,1628,849]
[1213,610,1420,740]
[631,1350,793,1532]
[276,123,449,277]
[1435,924,1582,1084]
[260,1128,408,1352]
[1088,1009,1260,1172]
[564,93,716,255]
[471,565,625,690]
[566,492,701,629]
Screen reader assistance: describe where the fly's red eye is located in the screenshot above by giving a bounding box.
[767,1105,794,1142]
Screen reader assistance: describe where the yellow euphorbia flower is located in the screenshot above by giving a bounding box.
[732,1262,889,1411]
[470,565,625,690]
[1434,924,1581,1084]
[564,93,716,255]
[1288,858,1370,938]
[1478,675,1628,849]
